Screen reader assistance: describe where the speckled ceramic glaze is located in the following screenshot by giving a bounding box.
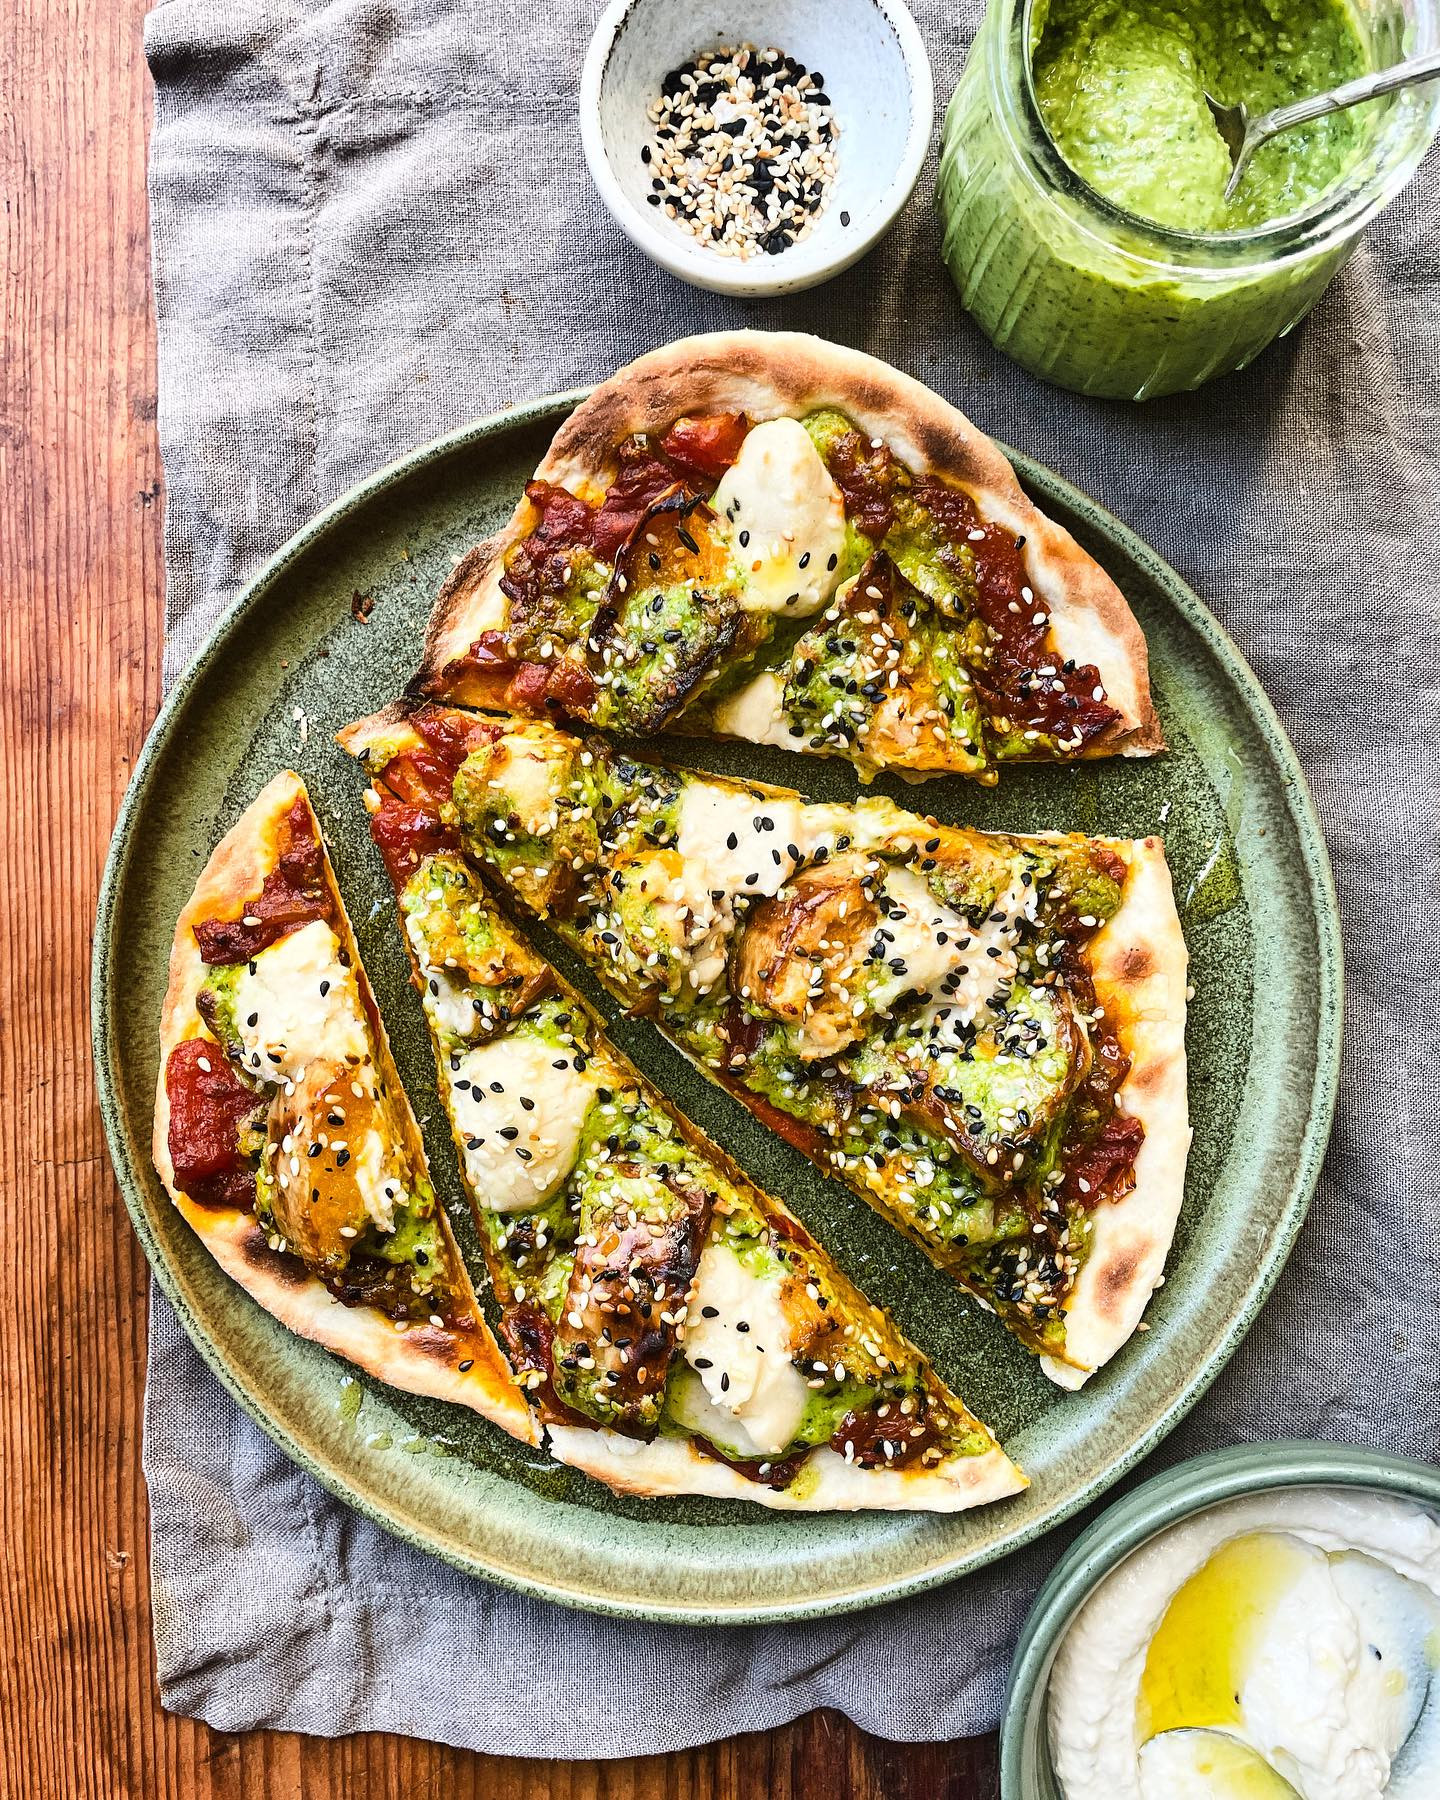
[1001,1443,1440,1799]
[580,0,934,295]
[92,393,1342,1623]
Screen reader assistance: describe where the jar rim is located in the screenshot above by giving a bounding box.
[991,0,1440,273]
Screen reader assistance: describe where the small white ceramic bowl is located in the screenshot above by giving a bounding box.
[579,0,934,296]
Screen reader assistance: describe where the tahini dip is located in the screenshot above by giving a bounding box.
[1047,1488,1440,1798]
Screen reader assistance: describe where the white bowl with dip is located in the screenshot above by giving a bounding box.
[1002,1442,1440,1800]
[579,0,934,295]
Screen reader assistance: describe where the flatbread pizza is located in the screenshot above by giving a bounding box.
[351,783,1024,1510]
[342,706,1189,1388]
[413,332,1162,783]
[152,772,535,1441]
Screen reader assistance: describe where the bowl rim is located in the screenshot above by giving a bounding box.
[577,0,936,295]
[1000,1440,1440,1798]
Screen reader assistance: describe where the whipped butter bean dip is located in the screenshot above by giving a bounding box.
[1048,1487,1440,1799]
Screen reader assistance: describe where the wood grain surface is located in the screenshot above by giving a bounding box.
[0,2,999,1793]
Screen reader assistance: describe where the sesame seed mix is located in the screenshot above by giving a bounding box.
[644,45,840,260]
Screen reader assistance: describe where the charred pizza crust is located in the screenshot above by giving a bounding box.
[545,1426,1023,1512]
[418,331,1162,759]
[152,771,536,1442]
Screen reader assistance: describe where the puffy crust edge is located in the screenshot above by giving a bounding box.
[1041,836,1190,1388]
[418,331,1161,754]
[546,1428,1025,1514]
[151,771,538,1443]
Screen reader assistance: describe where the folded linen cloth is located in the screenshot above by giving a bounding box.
[143,0,1440,1754]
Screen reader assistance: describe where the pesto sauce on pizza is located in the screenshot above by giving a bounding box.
[459,406,1122,780]
[449,722,1141,1360]
[394,849,996,1483]
[189,928,453,1320]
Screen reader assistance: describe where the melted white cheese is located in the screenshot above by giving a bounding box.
[683,1242,808,1457]
[711,418,848,617]
[231,920,367,1083]
[404,913,484,1043]
[709,670,795,749]
[349,1119,401,1234]
[911,885,1022,1029]
[676,782,806,899]
[448,1032,599,1212]
[491,729,566,835]
[670,782,809,993]
[864,867,978,1015]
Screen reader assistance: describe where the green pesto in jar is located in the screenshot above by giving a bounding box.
[1031,0,1370,230]
[935,0,1399,397]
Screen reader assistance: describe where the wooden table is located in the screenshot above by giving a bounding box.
[1,4,999,1792]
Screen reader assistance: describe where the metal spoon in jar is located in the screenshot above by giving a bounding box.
[1206,49,1440,202]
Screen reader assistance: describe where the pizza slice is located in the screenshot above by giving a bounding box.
[412,331,1161,783]
[349,762,1025,1511]
[341,707,1189,1389]
[153,772,535,1441]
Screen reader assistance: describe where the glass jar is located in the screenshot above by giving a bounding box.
[936,0,1440,400]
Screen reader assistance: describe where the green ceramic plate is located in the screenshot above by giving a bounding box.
[93,393,1342,1623]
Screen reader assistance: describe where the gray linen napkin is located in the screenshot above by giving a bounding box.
[143,0,1440,1754]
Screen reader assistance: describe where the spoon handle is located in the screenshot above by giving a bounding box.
[1254,48,1440,140]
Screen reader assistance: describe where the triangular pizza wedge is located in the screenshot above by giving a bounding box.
[153,771,535,1441]
[412,331,1161,784]
[344,742,1025,1511]
[342,707,1189,1389]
